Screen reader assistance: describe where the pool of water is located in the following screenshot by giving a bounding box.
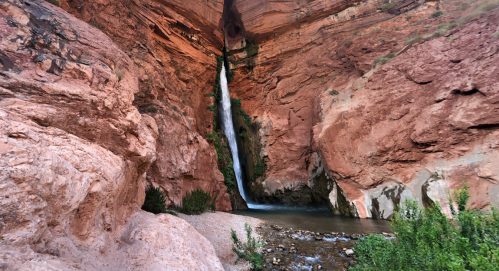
[233,205,392,234]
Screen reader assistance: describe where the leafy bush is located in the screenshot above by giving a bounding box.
[373,52,396,67]
[406,15,413,20]
[246,41,259,57]
[148,106,157,113]
[172,105,179,112]
[329,90,339,95]
[353,30,361,36]
[231,223,265,271]
[351,186,499,271]
[182,111,188,116]
[344,40,354,48]
[142,187,168,214]
[430,10,444,18]
[177,189,217,215]
[44,0,60,6]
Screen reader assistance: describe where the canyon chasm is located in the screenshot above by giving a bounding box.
[1,0,499,269]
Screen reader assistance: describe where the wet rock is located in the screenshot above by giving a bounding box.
[315,236,323,241]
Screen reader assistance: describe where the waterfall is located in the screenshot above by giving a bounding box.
[219,65,247,201]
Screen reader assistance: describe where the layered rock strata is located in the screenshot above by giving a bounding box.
[58,0,232,210]
[227,0,499,218]
[0,0,223,269]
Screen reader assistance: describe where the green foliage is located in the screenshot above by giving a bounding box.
[246,41,259,57]
[172,105,179,112]
[231,98,252,127]
[373,52,396,67]
[405,35,422,45]
[231,223,265,270]
[227,68,235,84]
[142,187,168,214]
[148,106,158,113]
[353,30,361,36]
[206,105,217,112]
[351,186,499,271]
[182,111,188,116]
[382,2,394,11]
[430,10,444,18]
[329,90,339,95]
[177,189,217,215]
[406,15,413,20]
[44,0,60,6]
[344,40,354,48]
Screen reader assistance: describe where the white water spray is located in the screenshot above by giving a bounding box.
[219,65,247,201]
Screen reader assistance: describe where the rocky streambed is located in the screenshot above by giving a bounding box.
[257,224,395,270]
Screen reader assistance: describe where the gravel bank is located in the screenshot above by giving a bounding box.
[179,212,264,271]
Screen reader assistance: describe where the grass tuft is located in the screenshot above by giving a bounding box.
[113,68,124,81]
[373,52,396,67]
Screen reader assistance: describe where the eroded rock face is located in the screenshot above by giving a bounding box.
[0,0,223,269]
[227,0,499,217]
[57,0,232,209]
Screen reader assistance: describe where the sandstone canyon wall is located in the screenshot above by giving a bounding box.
[226,0,499,218]
[57,0,232,210]
[1,0,499,269]
[0,0,223,269]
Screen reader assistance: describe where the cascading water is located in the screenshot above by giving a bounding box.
[219,65,247,202]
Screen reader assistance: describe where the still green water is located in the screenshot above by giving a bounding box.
[232,206,392,234]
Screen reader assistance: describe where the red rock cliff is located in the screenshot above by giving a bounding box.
[227,0,499,218]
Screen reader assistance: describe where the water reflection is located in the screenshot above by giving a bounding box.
[232,206,392,234]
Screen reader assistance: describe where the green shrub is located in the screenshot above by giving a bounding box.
[430,10,444,18]
[172,105,179,112]
[382,2,394,11]
[148,106,158,113]
[406,15,413,20]
[353,30,361,36]
[344,40,354,48]
[182,111,188,116]
[373,52,396,67]
[142,187,168,214]
[246,41,259,57]
[231,223,265,271]
[329,90,339,95]
[177,189,217,215]
[44,0,60,6]
[493,32,499,38]
[351,186,499,271]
